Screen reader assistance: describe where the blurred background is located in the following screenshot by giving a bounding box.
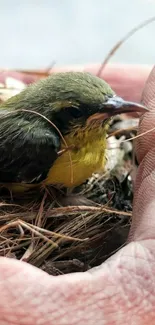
[0,0,155,69]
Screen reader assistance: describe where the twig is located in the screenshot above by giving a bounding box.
[30,223,88,242]
[47,205,132,217]
[97,16,155,76]
[107,126,138,138]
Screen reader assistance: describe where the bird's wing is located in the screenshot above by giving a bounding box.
[0,116,61,184]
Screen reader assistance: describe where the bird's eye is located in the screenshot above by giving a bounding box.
[71,107,83,119]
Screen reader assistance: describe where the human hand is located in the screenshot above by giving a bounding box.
[0,64,154,325]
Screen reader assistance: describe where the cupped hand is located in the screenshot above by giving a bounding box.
[0,64,154,325]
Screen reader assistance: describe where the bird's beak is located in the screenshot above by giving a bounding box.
[102,96,148,116]
[86,96,148,126]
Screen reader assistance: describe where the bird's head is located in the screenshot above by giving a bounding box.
[29,71,147,135]
[9,71,148,138]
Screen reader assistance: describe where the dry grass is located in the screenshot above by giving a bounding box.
[0,164,132,275]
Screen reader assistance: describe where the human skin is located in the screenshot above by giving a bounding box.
[0,64,155,325]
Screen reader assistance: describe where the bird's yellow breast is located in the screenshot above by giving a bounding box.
[3,124,109,193]
[44,124,109,188]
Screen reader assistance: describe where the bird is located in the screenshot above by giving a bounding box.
[0,71,147,193]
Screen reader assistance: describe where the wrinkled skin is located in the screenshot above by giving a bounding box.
[0,64,155,325]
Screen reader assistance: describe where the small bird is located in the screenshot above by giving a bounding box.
[0,71,147,192]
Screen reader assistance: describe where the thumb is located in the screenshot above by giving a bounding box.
[129,66,155,241]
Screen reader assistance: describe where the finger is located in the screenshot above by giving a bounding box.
[0,257,127,325]
[0,71,37,85]
[129,146,155,241]
[1,248,155,325]
[129,66,155,241]
[141,65,155,105]
[136,66,155,163]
